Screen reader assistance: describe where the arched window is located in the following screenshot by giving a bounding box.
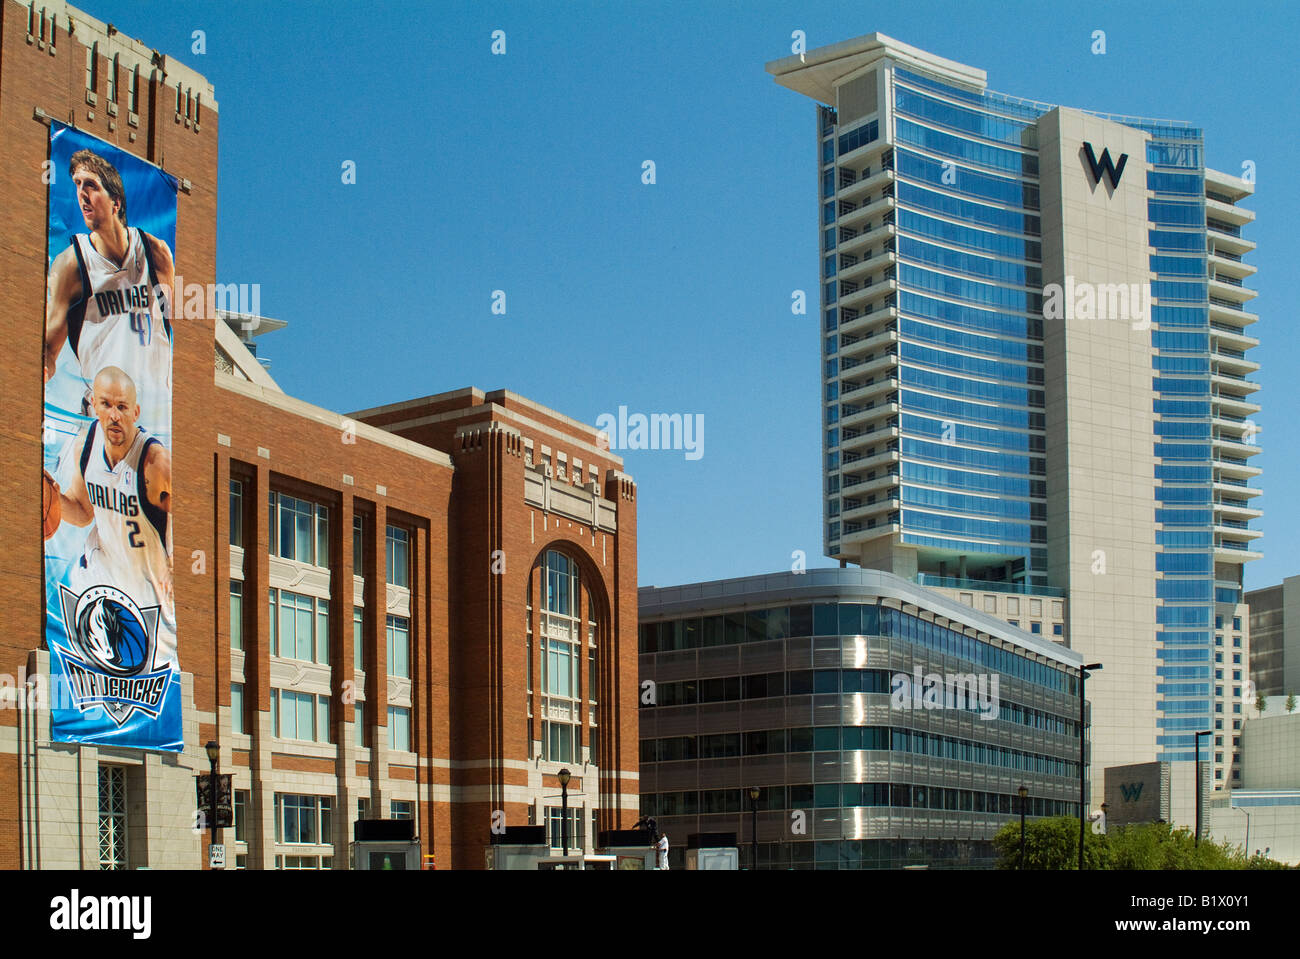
[538,550,582,765]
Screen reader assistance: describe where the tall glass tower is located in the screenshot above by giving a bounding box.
[768,35,1260,812]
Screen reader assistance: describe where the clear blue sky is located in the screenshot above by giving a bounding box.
[91,0,1299,591]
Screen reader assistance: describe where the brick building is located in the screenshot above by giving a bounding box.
[0,0,638,869]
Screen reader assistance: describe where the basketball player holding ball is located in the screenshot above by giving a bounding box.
[47,366,175,667]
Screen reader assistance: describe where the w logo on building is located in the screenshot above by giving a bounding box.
[1119,781,1145,802]
[1083,142,1128,189]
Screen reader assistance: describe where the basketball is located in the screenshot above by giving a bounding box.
[42,470,61,540]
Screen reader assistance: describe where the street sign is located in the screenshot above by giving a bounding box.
[209,843,226,869]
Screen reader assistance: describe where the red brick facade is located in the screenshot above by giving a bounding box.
[0,0,637,869]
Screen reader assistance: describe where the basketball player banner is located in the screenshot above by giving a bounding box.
[42,122,181,751]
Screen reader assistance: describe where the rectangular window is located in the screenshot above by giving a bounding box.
[270,590,329,663]
[97,765,128,869]
[272,689,332,743]
[355,702,365,747]
[388,706,411,752]
[353,515,364,577]
[230,581,243,649]
[543,721,576,763]
[129,66,139,114]
[229,480,243,547]
[353,607,364,671]
[233,790,249,843]
[231,683,245,735]
[386,526,410,587]
[545,806,583,851]
[386,615,410,679]
[274,794,332,846]
[390,800,413,820]
[588,649,597,703]
[268,492,329,567]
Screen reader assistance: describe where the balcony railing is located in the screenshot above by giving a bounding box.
[1210,297,1244,312]
[1207,219,1242,238]
[915,574,1066,598]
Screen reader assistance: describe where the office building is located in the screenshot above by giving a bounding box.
[765,34,1259,811]
[0,0,639,868]
[639,569,1085,869]
[1246,577,1300,700]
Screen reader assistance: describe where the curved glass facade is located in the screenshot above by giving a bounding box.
[638,574,1084,870]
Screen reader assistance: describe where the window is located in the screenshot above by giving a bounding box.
[276,855,332,870]
[540,550,582,763]
[1052,623,1063,636]
[270,589,329,663]
[542,720,576,763]
[386,615,410,679]
[274,794,332,845]
[129,65,139,114]
[353,515,364,576]
[1233,617,1241,631]
[268,492,329,567]
[234,790,249,843]
[1031,622,1042,634]
[588,648,597,703]
[388,706,411,752]
[86,42,98,92]
[98,765,128,869]
[272,689,331,743]
[108,53,119,103]
[358,797,372,821]
[230,581,243,649]
[386,526,410,587]
[231,683,245,735]
[545,806,584,851]
[1233,636,1241,648]
[353,607,364,671]
[390,800,413,820]
[229,480,243,546]
[354,702,365,747]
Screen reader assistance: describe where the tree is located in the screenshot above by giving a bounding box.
[1287,692,1296,714]
[992,816,1110,870]
[1256,691,1268,716]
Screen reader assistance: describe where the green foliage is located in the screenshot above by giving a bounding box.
[992,816,1109,870]
[1256,691,1268,716]
[993,817,1294,870]
[1286,692,1296,714]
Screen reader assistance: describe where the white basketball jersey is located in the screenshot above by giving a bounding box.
[67,228,172,439]
[70,421,175,668]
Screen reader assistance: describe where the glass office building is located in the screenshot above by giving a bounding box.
[639,569,1085,869]
[768,35,1259,814]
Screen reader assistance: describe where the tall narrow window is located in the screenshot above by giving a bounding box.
[353,515,364,577]
[386,526,409,587]
[108,54,119,102]
[229,581,243,649]
[98,766,128,869]
[353,607,364,671]
[386,615,409,679]
[130,66,139,114]
[86,43,98,92]
[229,480,244,547]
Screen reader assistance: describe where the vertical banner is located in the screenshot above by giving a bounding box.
[42,123,181,751]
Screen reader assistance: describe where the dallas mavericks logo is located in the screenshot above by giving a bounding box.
[53,585,171,725]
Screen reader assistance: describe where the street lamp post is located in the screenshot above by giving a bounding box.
[205,740,220,868]
[748,786,760,871]
[1194,730,1212,846]
[558,768,572,857]
[1018,785,1028,870]
[1079,663,1102,870]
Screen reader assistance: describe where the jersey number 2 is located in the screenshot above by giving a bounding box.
[126,520,145,548]
[129,312,151,346]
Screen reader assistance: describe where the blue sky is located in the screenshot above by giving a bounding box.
[91,0,1299,590]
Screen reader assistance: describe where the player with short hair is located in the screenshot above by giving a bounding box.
[50,366,174,667]
[44,148,173,433]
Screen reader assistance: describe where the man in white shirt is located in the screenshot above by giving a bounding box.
[657,833,669,870]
